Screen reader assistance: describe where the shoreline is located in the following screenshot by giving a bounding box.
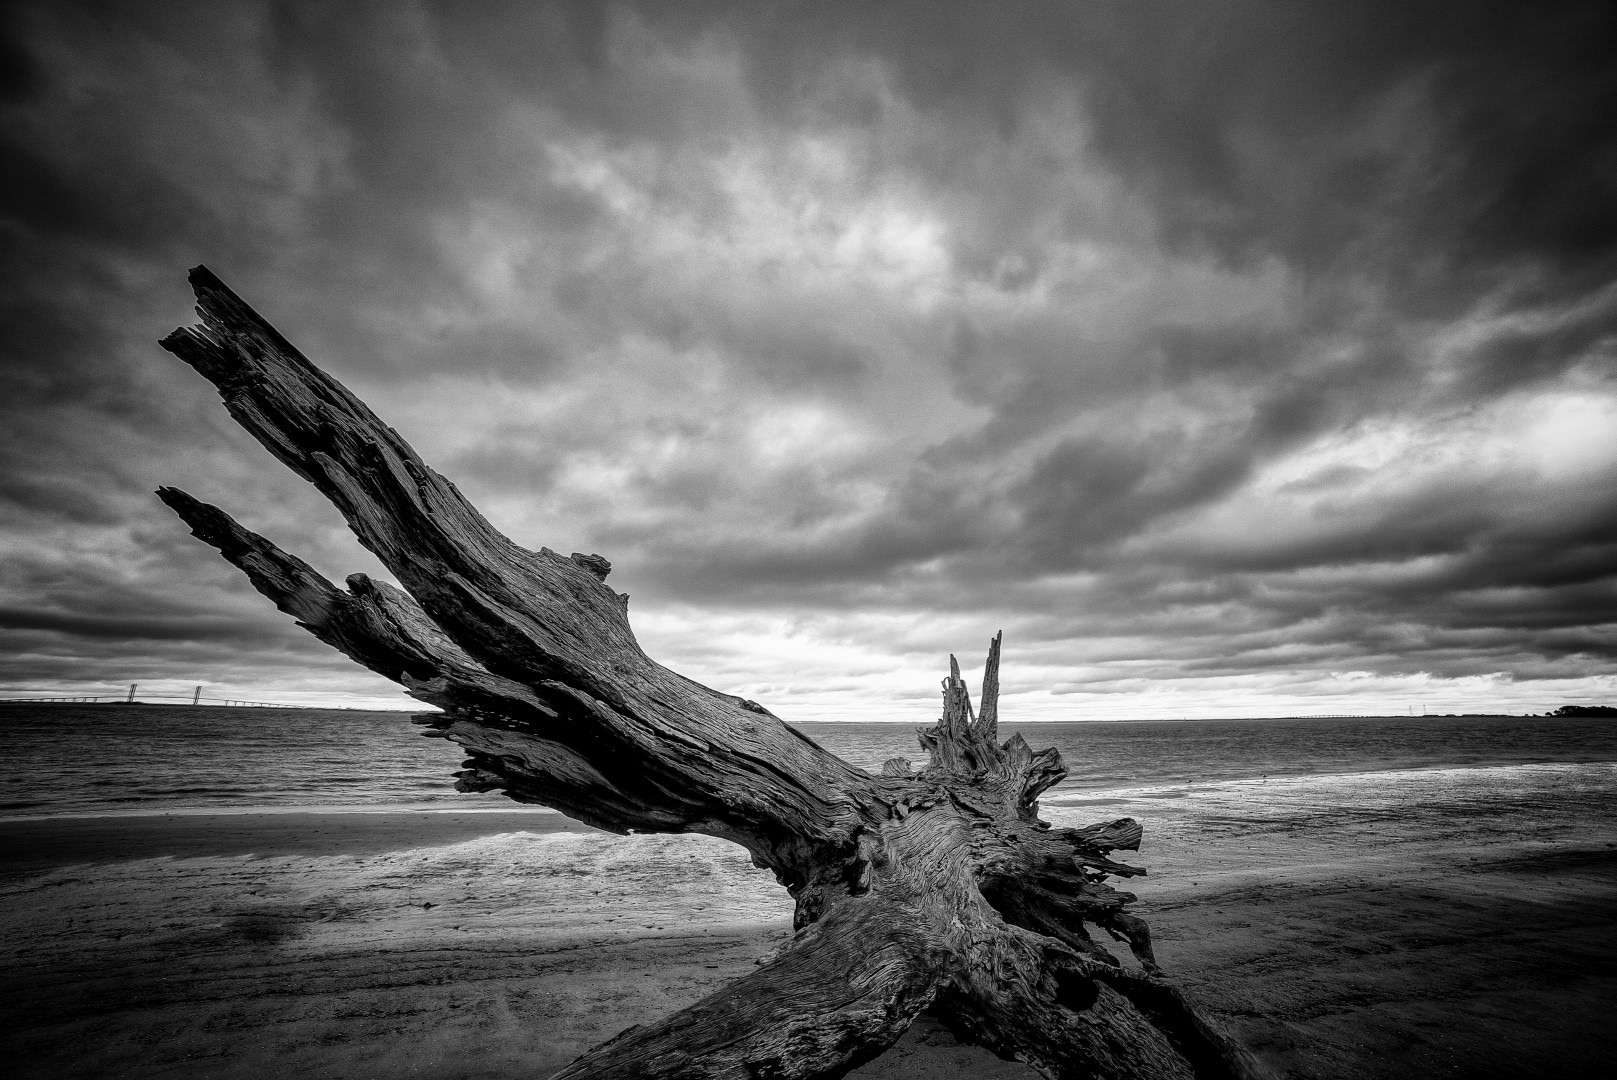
[8,757,1614,826]
[0,809,597,881]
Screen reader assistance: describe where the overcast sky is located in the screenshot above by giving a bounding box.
[2,1,1615,720]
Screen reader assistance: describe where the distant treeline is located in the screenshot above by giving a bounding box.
[1550,705,1617,717]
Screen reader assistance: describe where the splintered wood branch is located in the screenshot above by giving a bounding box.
[972,630,1003,743]
[160,266,876,877]
[157,486,694,834]
[157,267,1267,1080]
[157,485,517,697]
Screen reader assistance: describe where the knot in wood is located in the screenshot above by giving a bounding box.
[568,552,612,581]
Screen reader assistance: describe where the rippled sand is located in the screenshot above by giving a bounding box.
[3,764,1614,1079]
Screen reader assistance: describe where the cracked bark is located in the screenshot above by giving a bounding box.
[156,267,1268,1080]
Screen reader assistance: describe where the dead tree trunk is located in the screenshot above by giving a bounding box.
[156,267,1267,1080]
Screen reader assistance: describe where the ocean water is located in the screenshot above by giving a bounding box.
[1,703,1614,818]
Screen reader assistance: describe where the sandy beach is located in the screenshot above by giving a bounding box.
[3,765,1614,1079]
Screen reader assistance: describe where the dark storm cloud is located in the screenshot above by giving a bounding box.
[0,0,1613,714]
[656,2,1617,273]
[0,604,273,642]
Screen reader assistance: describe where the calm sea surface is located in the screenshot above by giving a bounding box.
[2,703,1614,818]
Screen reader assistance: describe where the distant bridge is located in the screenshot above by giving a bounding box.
[0,684,304,708]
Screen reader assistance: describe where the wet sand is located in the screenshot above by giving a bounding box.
[3,764,1614,1079]
[0,808,589,880]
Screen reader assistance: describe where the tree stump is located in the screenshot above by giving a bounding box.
[156,267,1267,1080]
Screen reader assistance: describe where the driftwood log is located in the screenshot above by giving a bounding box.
[156,267,1266,1080]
